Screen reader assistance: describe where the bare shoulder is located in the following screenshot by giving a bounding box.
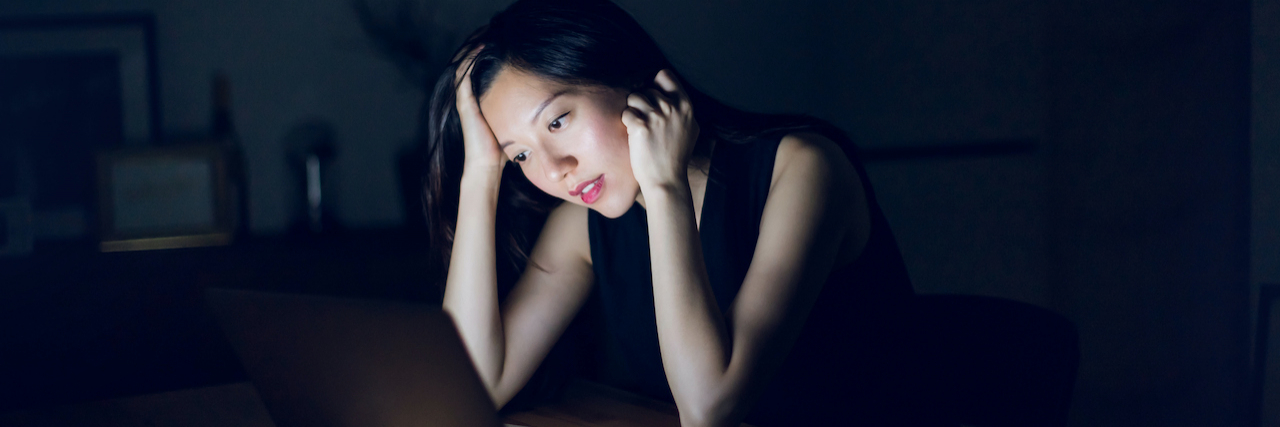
[534,200,593,267]
[772,131,859,192]
[772,131,870,264]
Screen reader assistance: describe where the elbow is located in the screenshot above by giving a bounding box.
[679,411,721,427]
[677,395,740,427]
[679,410,735,427]
[487,377,520,411]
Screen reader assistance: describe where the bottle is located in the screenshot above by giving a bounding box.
[212,71,250,240]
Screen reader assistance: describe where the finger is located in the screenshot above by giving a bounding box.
[627,92,656,116]
[454,47,484,113]
[456,67,477,113]
[653,70,692,112]
[645,88,673,115]
[653,69,686,98]
[454,54,492,142]
[453,44,484,88]
[621,107,648,132]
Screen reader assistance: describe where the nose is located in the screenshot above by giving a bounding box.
[541,150,577,183]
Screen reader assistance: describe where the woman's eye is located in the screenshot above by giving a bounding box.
[513,151,529,162]
[549,112,568,130]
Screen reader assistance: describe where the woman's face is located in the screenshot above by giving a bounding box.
[478,67,638,218]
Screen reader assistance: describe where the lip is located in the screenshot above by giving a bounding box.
[579,176,604,204]
[569,174,603,196]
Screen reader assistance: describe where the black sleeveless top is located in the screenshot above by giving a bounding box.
[584,132,916,425]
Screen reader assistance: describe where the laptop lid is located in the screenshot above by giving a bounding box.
[206,288,502,427]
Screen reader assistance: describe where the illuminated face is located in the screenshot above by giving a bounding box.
[478,67,639,218]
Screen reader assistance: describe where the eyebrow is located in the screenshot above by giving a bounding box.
[531,89,571,125]
[499,89,572,149]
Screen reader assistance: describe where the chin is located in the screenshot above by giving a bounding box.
[588,187,639,219]
[593,204,629,219]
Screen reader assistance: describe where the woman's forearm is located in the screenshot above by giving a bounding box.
[441,170,506,394]
[643,183,735,424]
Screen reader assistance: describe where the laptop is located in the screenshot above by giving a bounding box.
[206,288,505,427]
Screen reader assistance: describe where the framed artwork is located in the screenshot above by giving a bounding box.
[97,144,235,252]
[0,13,161,242]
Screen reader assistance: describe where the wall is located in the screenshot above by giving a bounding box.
[1255,0,1280,424]
[1258,1,1280,297]
[1045,1,1251,425]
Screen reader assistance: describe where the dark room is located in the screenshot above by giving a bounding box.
[0,0,1271,426]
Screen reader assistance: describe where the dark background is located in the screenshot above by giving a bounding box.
[0,54,122,228]
[0,0,1271,426]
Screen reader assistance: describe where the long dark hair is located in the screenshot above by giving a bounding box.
[374,0,856,292]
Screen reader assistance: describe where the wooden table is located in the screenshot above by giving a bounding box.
[0,380,752,427]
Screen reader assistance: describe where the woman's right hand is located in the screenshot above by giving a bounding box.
[454,46,507,176]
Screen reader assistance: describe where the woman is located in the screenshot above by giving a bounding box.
[420,0,918,425]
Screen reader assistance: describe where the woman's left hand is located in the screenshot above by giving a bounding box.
[622,69,701,191]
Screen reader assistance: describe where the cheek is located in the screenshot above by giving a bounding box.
[520,167,560,198]
[580,114,632,166]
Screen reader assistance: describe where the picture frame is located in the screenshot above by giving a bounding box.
[0,13,162,243]
[0,13,161,145]
[97,144,235,252]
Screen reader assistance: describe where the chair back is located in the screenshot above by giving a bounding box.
[911,294,1080,427]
